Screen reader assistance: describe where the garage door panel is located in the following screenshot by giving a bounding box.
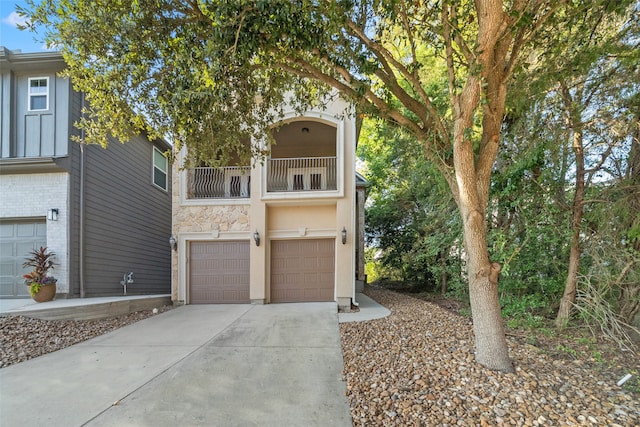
[271,239,335,303]
[0,220,47,297]
[189,241,250,304]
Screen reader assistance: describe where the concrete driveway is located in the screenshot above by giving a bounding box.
[0,303,352,426]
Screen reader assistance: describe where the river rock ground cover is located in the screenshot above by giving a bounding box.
[340,287,639,426]
[1,290,638,426]
[0,306,172,368]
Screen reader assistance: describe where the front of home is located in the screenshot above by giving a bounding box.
[171,96,364,310]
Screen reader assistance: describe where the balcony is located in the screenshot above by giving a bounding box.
[187,166,250,199]
[267,157,337,192]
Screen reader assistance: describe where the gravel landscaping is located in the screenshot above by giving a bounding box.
[340,287,639,426]
[0,306,172,368]
[2,290,639,426]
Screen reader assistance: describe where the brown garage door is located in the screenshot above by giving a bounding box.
[190,241,250,304]
[271,239,335,302]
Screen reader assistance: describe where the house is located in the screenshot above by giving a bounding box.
[0,47,172,299]
[171,96,366,310]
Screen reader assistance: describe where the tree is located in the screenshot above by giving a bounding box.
[503,3,639,327]
[359,119,461,291]
[24,0,634,373]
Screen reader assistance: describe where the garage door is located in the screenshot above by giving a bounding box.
[0,220,47,297]
[189,241,250,304]
[271,239,335,302]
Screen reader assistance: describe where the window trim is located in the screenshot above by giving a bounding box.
[28,77,49,112]
[152,146,168,191]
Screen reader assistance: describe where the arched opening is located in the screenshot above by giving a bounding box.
[267,119,337,192]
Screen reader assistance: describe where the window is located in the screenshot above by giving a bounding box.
[28,77,49,111]
[153,147,168,190]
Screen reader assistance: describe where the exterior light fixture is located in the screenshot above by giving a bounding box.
[253,230,260,246]
[301,127,310,133]
[341,227,347,245]
[169,235,177,251]
[47,208,59,221]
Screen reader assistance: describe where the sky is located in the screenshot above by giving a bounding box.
[0,0,50,53]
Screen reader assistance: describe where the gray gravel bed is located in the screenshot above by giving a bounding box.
[340,288,639,426]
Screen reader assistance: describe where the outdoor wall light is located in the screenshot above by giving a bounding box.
[47,208,59,221]
[341,227,347,245]
[169,235,177,251]
[253,230,261,247]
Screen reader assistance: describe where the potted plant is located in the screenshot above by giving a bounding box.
[23,246,57,302]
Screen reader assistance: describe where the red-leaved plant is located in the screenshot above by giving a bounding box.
[23,247,57,297]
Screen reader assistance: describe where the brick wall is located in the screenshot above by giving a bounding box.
[0,172,70,294]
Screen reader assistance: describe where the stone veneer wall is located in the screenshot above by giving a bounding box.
[173,205,250,234]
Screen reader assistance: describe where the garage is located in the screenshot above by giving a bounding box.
[0,220,47,297]
[270,239,335,302]
[189,241,250,304]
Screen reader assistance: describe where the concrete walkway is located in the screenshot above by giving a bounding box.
[1,293,389,426]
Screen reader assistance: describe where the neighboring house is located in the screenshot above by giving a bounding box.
[171,96,367,310]
[0,47,172,299]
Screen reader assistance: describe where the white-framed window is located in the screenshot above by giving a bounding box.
[28,77,49,111]
[153,147,168,191]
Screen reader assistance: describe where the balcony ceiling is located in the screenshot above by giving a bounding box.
[272,120,336,146]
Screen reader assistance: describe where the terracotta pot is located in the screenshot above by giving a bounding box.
[32,284,56,303]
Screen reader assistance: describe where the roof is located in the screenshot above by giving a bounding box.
[0,46,66,72]
[355,171,369,188]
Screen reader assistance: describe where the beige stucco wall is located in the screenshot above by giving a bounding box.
[267,205,336,231]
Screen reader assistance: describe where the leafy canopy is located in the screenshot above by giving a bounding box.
[21,0,559,169]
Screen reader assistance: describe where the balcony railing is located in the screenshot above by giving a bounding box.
[187,166,251,199]
[267,157,337,192]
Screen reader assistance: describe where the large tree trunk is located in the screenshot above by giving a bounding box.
[450,80,513,373]
[438,0,515,373]
[461,204,512,372]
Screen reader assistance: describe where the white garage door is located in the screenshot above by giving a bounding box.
[189,241,250,304]
[0,220,47,297]
[270,239,335,303]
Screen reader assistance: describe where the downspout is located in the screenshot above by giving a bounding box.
[79,93,86,298]
[351,104,359,308]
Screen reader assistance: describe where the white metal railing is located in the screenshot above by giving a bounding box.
[267,157,337,192]
[187,166,251,199]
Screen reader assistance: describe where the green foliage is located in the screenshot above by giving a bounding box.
[622,371,640,393]
[359,118,462,291]
[555,344,579,358]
